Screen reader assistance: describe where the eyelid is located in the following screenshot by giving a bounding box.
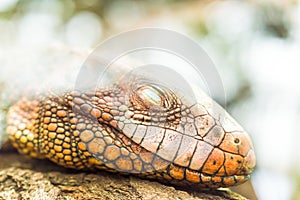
[137,86,163,106]
[129,81,180,112]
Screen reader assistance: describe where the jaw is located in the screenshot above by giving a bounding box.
[98,124,252,188]
[160,163,251,189]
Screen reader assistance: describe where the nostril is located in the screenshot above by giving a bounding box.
[234,138,240,144]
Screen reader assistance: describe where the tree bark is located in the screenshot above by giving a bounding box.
[0,150,248,200]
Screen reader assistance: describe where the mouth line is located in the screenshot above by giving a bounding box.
[172,163,250,182]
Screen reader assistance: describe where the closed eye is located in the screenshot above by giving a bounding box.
[136,85,164,107]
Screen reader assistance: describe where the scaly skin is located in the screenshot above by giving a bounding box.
[6,80,256,188]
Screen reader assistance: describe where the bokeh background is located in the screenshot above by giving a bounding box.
[0,0,299,199]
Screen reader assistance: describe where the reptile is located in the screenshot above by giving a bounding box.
[5,78,256,189]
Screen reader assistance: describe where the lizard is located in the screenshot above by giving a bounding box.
[5,78,256,189]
